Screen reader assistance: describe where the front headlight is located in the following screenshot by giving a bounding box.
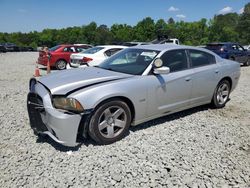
[53,97,84,113]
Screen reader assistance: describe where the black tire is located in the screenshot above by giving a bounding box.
[55,60,67,70]
[243,58,250,66]
[88,100,131,144]
[229,56,235,61]
[211,80,231,108]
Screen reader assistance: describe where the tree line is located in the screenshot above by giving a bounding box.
[0,3,249,48]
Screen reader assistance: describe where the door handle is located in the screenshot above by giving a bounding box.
[185,77,191,82]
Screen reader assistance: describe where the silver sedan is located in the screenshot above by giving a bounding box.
[27,44,241,146]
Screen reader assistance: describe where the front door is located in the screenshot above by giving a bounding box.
[147,49,193,116]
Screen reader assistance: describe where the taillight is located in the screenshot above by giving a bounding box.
[81,57,93,63]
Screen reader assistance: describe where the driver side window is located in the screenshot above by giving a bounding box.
[160,50,188,72]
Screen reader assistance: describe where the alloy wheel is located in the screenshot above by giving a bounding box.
[216,83,230,105]
[98,106,127,139]
[57,60,66,70]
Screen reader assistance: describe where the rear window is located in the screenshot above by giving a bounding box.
[80,47,104,54]
[206,44,226,50]
[49,45,61,52]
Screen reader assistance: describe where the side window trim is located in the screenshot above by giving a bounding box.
[185,49,191,69]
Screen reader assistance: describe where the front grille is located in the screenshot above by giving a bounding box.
[27,92,48,133]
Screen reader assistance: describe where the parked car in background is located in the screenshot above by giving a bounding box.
[163,38,180,45]
[38,44,92,70]
[27,44,240,146]
[206,42,250,66]
[151,36,180,45]
[2,43,19,52]
[0,44,7,53]
[67,45,127,68]
[19,46,35,52]
[243,45,250,51]
[122,42,151,46]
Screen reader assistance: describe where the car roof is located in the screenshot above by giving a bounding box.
[130,44,210,52]
[129,44,221,59]
[58,44,90,47]
[207,42,237,45]
[97,45,128,48]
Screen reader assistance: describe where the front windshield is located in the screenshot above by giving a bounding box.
[80,47,104,54]
[98,48,160,75]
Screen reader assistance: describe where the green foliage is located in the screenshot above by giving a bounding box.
[133,17,156,41]
[208,13,239,42]
[111,24,134,43]
[237,3,250,44]
[0,3,249,47]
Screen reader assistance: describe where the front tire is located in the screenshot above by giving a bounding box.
[89,100,131,144]
[211,80,231,108]
[55,60,67,70]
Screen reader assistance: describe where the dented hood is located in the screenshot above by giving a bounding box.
[38,67,132,95]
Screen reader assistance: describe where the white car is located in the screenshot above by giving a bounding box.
[67,45,127,68]
[164,38,180,45]
[243,45,250,51]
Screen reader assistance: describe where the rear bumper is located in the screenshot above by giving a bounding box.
[38,57,49,66]
[27,82,83,147]
[67,58,88,69]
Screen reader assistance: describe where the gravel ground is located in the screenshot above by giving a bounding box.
[0,52,250,188]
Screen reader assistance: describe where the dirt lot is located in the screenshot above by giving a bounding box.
[0,52,249,187]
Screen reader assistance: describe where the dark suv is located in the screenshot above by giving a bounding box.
[0,44,7,53]
[206,42,250,66]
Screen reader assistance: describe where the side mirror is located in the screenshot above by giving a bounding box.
[153,58,170,75]
[154,67,170,75]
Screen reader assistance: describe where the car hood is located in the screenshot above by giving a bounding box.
[39,67,133,95]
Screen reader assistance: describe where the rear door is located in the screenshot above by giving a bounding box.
[188,49,220,105]
[60,46,76,63]
[231,44,247,63]
[236,44,248,63]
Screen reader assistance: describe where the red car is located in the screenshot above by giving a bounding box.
[38,44,92,70]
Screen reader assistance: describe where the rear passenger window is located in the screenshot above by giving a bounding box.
[105,48,122,57]
[160,50,188,72]
[63,47,75,52]
[76,47,86,52]
[189,50,216,68]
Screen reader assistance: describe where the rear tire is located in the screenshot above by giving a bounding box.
[229,56,235,61]
[243,58,250,66]
[211,80,231,108]
[88,100,131,144]
[55,60,67,70]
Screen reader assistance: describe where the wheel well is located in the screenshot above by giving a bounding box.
[220,77,232,90]
[96,96,135,122]
[229,56,235,60]
[56,59,67,63]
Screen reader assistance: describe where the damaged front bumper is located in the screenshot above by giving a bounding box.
[27,80,91,147]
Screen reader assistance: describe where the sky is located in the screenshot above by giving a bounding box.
[0,0,248,33]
